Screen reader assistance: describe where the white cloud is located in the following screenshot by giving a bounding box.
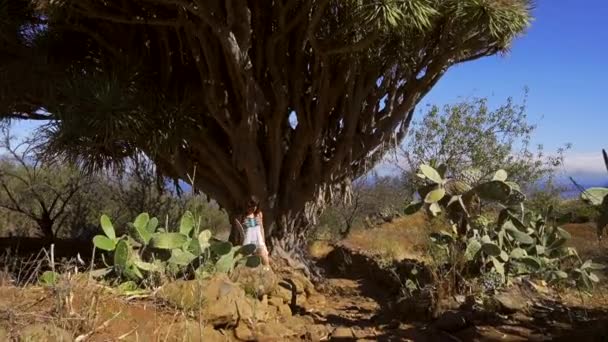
[562,151,606,176]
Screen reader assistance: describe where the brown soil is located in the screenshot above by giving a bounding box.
[2,220,608,341]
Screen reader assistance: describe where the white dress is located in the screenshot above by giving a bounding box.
[242,215,266,248]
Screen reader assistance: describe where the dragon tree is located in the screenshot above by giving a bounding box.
[0,0,533,256]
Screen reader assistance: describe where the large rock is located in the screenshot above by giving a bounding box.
[157,321,225,342]
[231,265,278,297]
[332,327,354,339]
[255,321,298,340]
[19,323,72,342]
[157,274,254,327]
[235,321,300,341]
[493,290,527,314]
[433,311,472,332]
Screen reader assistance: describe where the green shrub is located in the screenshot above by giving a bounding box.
[92,211,260,287]
[405,164,603,290]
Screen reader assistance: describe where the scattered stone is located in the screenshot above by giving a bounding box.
[305,324,331,341]
[235,322,255,341]
[332,327,354,339]
[268,296,285,308]
[394,295,434,321]
[0,326,8,341]
[277,303,292,317]
[157,321,224,342]
[231,265,278,297]
[272,283,294,303]
[352,327,371,339]
[289,271,316,295]
[157,274,254,326]
[19,323,72,342]
[494,291,527,314]
[255,321,297,340]
[433,311,471,332]
[279,315,311,337]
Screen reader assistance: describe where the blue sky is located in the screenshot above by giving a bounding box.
[11,1,608,184]
[407,0,608,184]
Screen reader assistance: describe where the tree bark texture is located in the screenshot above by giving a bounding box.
[1,1,517,252]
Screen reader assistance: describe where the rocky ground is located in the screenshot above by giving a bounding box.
[1,221,608,341]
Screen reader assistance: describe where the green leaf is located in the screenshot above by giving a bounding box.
[180,211,195,236]
[499,250,509,262]
[133,218,153,245]
[117,281,139,293]
[186,238,201,256]
[133,213,150,231]
[429,202,442,216]
[168,249,197,266]
[404,201,424,215]
[444,180,472,195]
[93,235,116,251]
[150,233,188,249]
[39,271,59,287]
[114,240,130,269]
[504,190,526,205]
[198,230,212,250]
[506,181,521,192]
[490,256,505,278]
[505,226,534,245]
[510,248,527,259]
[215,252,235,273]
[237,244,257,256]
[556,227,571,240]
[493,169,508,181]
[429,231,454,245]
[588,262,606,270]
[146,217,159,233]
[581,259,593,270]
[133,260,162,272]
[424,188,445,203]
[519,256,541,270]
[210,241,233,256]
[470,180,512,202]
[124,264,143,280]
[100,215,116,240]
[581,188,608,206]
[588,272,600,283]
[244,255,261,268]
[419,164,443,184]
[553,270,568,279]
[535,245,545,256]
[464,239,482,261]
[481,242,501,257]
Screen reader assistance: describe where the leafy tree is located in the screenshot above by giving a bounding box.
[399,94,570,191]
[0,129,92,240]
[0,0,533,253]
[316,174,410,239]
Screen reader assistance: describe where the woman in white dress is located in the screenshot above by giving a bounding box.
[236,196,270,267]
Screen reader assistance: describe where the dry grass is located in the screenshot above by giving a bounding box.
[308,240,335,260]
[341,212,448,262]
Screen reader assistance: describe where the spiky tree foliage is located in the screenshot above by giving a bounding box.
[0,0,533,253]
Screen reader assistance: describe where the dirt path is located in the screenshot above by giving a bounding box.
[309,274,608,342]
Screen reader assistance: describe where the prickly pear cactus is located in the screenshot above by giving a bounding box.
[579,149,608,240]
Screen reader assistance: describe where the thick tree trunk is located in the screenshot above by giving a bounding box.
[227,204,322,279]
[37,214,55,242]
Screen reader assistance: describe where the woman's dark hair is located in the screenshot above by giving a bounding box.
[245,195,261,213]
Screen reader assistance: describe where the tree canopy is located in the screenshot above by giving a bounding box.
[0,0,533,249]
[399,93,569,190]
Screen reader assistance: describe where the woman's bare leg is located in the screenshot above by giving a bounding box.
[259,247,271,268]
